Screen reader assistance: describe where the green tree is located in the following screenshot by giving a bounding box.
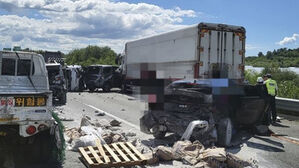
[258,52,264,57]
[65,45,117,66]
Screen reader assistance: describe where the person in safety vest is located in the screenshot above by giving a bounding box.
[263,74,279,123]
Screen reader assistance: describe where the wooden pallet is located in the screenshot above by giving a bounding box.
[79,140,147,168]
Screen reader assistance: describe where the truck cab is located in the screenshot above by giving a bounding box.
[0,51,58,163]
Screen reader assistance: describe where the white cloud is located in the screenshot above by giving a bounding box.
[277,33,299,45]
[0,0,198,53]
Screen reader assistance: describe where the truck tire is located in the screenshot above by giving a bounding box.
[103,83,111,92]
[121,83,127,93]
[217,118,232,147]
[61,93,67,105]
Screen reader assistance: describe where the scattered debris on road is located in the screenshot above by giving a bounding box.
[63,115,257,168]
[153,140,256,168]
[95,110,105,116]
[60,117,75,121]
[110,119,121,127]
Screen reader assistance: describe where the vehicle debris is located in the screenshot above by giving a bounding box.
[59,117,75,121]
[95,110,105,116]
[110,119,121,127]
[181,120,209,141]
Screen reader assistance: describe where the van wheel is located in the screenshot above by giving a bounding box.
[217,118,232,147]
[103,83,111,92]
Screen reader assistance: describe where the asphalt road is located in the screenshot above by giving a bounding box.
[60,91,299,168]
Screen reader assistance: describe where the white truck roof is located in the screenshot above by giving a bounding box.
[0,51,50,94]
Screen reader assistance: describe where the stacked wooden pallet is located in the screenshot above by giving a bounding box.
[79,140,147,168]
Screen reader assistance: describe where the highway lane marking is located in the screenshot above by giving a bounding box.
[271,134,299,146]
[82,103,140,130]
[286,136,299,142]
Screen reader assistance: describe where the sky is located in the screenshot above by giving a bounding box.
[0,0,298,56]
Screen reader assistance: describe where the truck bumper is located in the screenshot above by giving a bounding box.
[0,120,54,138]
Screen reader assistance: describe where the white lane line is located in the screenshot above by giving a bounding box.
[83,103,140,130]
[287,136,299,142]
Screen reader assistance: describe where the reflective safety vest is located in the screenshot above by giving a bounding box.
[265,79,277,96]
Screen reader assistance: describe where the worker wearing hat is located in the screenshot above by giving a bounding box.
[263,74,279,123]
[256,77,264,85]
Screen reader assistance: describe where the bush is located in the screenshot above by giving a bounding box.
[244,69,259,84]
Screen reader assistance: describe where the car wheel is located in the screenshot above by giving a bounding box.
[217,118,232,147]
[103,83,111,92]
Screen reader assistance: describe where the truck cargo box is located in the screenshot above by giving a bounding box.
[123,22,245,81]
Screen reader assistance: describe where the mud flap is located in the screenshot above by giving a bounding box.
[51,112,66,162]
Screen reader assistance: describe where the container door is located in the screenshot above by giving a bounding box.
[198,25,245,80]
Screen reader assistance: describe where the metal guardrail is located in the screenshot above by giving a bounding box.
[276,97,299,112]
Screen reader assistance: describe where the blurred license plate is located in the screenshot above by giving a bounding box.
[14,96,46,107]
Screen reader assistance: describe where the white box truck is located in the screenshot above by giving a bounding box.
[121,23,270,147]
[122,22,245,81]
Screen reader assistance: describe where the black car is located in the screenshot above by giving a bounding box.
[84,65,122,92]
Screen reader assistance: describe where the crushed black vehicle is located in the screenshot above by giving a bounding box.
[140,79,271,146]
[83,65,122,92]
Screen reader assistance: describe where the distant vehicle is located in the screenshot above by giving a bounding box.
[65,65,85,92]
[121,22,270,146]
[84,65,122,92]
[46,63,67,105]
[0,51,63,163]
